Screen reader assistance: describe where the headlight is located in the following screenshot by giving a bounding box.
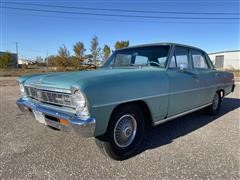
[71,90,89,118]
[19,83,25,96]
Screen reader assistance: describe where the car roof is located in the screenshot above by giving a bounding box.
[117,42,205,53]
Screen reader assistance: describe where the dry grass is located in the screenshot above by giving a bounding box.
[227,69,240,77]
[0,66,95,77]
[0,68,57,77]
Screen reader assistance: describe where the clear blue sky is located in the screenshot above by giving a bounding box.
[1,0,239,59]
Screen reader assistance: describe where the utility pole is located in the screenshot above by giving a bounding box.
[46,49,49,69]
[16,42,19,68]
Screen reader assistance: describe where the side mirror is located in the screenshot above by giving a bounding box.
[179,63,188,71]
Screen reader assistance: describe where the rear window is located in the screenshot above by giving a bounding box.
[191,50,209,69]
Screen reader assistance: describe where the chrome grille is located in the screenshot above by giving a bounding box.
[25,86,73,107]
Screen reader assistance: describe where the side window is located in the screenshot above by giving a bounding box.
[169,47,189,68]
[191,50,209,69]
[158,57,167,68]
[115,54,131,66]
[175,47,189,68]
[134,55,148,65]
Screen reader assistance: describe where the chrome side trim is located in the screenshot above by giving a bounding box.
[153,103,212,126]
[92,82,233,108]
[168,86,209,96]
[168,82,233,96]
[92,93,169,108]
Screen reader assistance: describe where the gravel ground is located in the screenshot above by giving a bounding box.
[0,78,239,179]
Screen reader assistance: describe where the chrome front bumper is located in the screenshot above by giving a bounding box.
[16,98,96,138]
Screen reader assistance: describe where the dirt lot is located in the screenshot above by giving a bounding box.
[0,78,239,179]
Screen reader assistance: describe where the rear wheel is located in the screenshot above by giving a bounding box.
[95,104,145,160]
[208,92,221,115]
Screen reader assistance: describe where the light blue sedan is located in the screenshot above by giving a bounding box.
[16,43,235,160]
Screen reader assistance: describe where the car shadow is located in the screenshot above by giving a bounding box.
[138,97,240,155]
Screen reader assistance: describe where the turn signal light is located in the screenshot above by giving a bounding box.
[59,118,69,126]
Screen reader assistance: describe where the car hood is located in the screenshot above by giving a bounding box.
[23,68,159,91]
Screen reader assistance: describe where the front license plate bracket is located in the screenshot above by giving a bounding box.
[33,110,46,125]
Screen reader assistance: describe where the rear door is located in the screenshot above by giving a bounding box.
[190,49,217,105]
[167,46,201,117]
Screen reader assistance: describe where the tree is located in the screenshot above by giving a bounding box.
[114,40,129,50]
[55,45,70,69]
[35,56,43,63]
[35,56,46,67]
[90,36,101,66]
[73,42,85,58]
[58,45,70,58]
[73,42,86,66]
[102,45,111,62]
[47,55,57,67]
[0,52,12,68]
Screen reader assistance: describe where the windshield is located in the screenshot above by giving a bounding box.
[104,45,170,68]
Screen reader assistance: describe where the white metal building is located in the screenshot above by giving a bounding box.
[209,50,240,70]
[18,59,29,65]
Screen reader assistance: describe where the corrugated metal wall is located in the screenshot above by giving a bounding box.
[209,51,240,70]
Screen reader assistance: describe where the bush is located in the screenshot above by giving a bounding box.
[0,53,11,69]
[22,64,28,69]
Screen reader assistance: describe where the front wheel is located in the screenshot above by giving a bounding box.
[95,104,145,160]
[208,92,221,115]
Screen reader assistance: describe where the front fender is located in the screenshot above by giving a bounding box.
[77,69,169,136]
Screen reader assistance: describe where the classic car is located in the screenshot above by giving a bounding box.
[16,43,235,160]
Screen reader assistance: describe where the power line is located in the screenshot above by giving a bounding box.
[2,0,239,2]
[4,11,239,24]
[2,1,239,15]
[2,6,240,20]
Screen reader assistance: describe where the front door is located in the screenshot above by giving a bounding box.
[167,46,201,117]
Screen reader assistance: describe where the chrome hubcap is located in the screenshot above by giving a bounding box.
[113,114,137,148]
[213,93,219,110]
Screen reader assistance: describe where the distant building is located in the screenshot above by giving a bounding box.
[18,59,28,65]
[0,51,18,68]
[18,58,31,65]
[209,50,240,70]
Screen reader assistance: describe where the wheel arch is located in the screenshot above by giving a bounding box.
[97,100,153,139]
[216,89,225,99]
[112,100,153,126]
